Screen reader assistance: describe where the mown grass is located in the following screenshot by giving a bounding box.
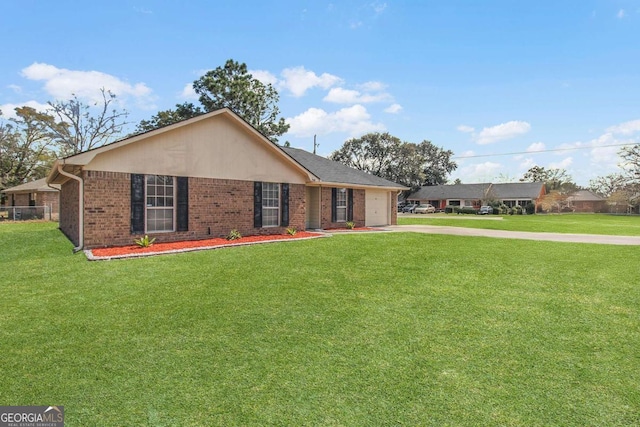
[1,222,639,426]
[399,213,640,235]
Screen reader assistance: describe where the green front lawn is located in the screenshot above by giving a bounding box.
[1,222,639,425]
[399,212,640,235]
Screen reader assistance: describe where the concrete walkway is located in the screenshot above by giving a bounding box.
[387,225,640,246]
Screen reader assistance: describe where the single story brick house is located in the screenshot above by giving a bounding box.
[1,178,60,220]
[566,190,607,213]
[406,182,546,210]
[46,108,405,249]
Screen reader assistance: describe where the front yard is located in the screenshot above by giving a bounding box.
[399,212,640,235]
[1,222,639,425]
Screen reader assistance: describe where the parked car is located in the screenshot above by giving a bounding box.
[414,204,436,214]
[397,202,407,212]
[478,205,494,215]
[402,204,417,213]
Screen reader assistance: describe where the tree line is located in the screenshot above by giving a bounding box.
[2,58,640,212]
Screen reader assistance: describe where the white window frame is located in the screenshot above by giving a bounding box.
[336,188,347,222]
[145,175,176,233]
[262,182,280,227]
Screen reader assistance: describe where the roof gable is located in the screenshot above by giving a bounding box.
[48,109,316,185]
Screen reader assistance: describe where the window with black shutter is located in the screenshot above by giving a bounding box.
[130,174,145,234]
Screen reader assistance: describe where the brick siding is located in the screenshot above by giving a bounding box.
[319,187,366,229]
[76,171,306,248]
[59,179,80,246]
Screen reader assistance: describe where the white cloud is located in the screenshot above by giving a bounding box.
[20,62,155,109]
[454,161,502,183]
[457,125,475,133]
[372,2,387,15]
[526,142,546,152]
[180,83,198,100]
[475,120,531,144]
[286,104,385,138]
[550,157,573,169]
[350,21,363,29]
[323,87,392,104]
[249,69,279,86]
[358,81,386,92]
[7,84,22,94]
[279,66,342,97]
[384,103,402,114]
[519,157,536,170]
[606,119,640,135]
[617,9,626,18]
[0,101,51,119]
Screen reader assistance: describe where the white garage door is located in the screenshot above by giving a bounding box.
[365,190,390,226]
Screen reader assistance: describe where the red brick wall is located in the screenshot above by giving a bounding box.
[60,179,80,246]
[390,196,398,225]
[320,187,366,229]
[77,171,306,248]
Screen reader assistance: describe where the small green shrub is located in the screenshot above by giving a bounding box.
[134,235,156,248]
[444,206,455,214]
[346,221,355,229]
[286,227,297,236]
[525,203,536,215]
[226,229,242,240]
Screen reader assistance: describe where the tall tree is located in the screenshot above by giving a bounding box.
[588,173,628,197]
[330,132,403,176]
[193,59,289,142]
[136,60,289,141]
[416,140,456,186]
[0,107,58,189]
[520,165,576,192]
[619,144,640,183]
[329,132,457,189]
[47,88,129,155]
[134,102,203,134]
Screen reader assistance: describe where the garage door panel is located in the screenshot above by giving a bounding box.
[365,190,389,226]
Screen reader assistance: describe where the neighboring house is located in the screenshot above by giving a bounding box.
[406,183,490,210]
[406,182,546,210]
[567,190,607,213]
[1,178,61,220]
[46,108,405,249]
[488,182,546,209]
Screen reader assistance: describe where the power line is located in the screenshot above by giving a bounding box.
[452,142,637,160]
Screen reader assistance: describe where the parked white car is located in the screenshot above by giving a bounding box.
[414,204,436,214]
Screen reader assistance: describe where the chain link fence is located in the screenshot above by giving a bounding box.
[0,206,52,221]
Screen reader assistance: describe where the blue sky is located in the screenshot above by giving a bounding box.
[1,0,639,186]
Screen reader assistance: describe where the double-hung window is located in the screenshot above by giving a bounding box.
[336,188,347,222]
[146,175,175,232]
[262,182,280,227]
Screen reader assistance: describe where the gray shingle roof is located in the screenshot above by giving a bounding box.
[1,178,60,194]
[282,147,405,189]
[567,190,605,202]
[408,183,491,200]
[489,182,544,198]
[407,182,545,200]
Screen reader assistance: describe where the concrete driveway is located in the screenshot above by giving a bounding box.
[387,225,640,245]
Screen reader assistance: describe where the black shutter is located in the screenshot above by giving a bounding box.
[254,181,263,228]
[281,183,289,227]
[331,188,337,222]
[347,188,354,221]
[131,174,145,234]
[177,177,188,232]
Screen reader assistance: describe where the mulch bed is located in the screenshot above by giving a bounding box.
[86,231,326,261]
